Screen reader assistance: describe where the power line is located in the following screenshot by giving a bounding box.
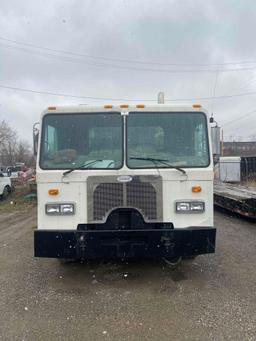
[173,91,256,101]
[0,84,138,101]
[1,36,256,67]
[222,109,256,127]
[2,42,256,74]
[237,75,256,92]
[0,43,119,70]
[2,83,256,102]
[1,83,256,126]
[2,38,256,74]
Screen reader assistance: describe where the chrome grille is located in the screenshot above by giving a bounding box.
[93,183,123,221]
[127,182,157,220]
[87,175,162,223]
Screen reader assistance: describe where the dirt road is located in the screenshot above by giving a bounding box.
[0,208,256,340]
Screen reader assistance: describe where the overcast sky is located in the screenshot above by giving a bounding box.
[1,0,256,143]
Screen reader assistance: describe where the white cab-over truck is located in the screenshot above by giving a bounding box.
[34,103,216,262]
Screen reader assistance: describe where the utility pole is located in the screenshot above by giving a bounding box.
[221,129,224,156]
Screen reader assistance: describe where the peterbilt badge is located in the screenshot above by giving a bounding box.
[117,175,133,183]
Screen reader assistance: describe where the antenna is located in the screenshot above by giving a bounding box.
[157,92,165,104]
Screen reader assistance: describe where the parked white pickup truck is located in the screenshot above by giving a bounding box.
[0,172,12,200]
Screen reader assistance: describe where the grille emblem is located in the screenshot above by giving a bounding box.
[117,175,133,183]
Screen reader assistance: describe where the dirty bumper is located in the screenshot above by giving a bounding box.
[34,226,216,259]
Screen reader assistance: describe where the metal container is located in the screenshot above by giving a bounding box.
[219,156,241,183]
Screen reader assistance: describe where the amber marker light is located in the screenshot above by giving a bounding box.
[136,104,145,108]
[104,104,113,109]
[192,186,202,193]
[48,189,59,195]
[192,104,202,109]
[120,104,129,108]
[48,106,56,110]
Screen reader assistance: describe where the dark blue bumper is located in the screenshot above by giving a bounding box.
[34,226,216,259]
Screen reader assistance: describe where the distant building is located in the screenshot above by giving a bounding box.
[223,141,256,156]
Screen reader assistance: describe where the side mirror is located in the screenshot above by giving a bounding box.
[33,122,40,156]
[211,126,221,156]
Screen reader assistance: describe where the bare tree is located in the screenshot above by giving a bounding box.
[0,120,17,165]
[15,140,35,167]
[0,120,34,167]
[0,120,17,145]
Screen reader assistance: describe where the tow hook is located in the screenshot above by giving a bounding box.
[78,234,87,256]
[161,235,175,252]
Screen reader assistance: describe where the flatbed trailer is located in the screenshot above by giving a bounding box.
[214,180,256,219]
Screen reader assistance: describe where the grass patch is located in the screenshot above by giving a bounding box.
[0,192,37,213]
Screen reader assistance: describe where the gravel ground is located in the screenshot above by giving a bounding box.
[0,208,256,340]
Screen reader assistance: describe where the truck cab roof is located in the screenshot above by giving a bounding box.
[41,104,208,117]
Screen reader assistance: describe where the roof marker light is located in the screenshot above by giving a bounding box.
[192,104,202,109]
[48,106,56,110]
[136,104,145,108]
[104,104,113,109]
[120,104,129,108]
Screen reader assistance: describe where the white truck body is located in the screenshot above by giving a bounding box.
[35,104,216,260]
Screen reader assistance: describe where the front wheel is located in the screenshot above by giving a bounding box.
[162,256,182,268]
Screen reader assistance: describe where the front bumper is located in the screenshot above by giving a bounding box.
[34,226,216,259]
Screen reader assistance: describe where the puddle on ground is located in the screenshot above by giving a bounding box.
[101,270,141,282]
[164,268,188,282]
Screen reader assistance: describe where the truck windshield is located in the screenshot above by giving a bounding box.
[40,113,123,170]
[127,112,210,168]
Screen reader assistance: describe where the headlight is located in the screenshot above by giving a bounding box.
[176,201,205,213]
[45,204,60,214]
[176,202,190,212]
[190,202,205,212]
[45,203,75,215]
[61,204,75,214]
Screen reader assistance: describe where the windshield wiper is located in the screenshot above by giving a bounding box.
[63,159,103,176]
[130,157,186,175]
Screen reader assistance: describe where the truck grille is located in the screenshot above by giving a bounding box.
[93,183,123,221]
[127,182,157,220]
[87,175,162,223]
